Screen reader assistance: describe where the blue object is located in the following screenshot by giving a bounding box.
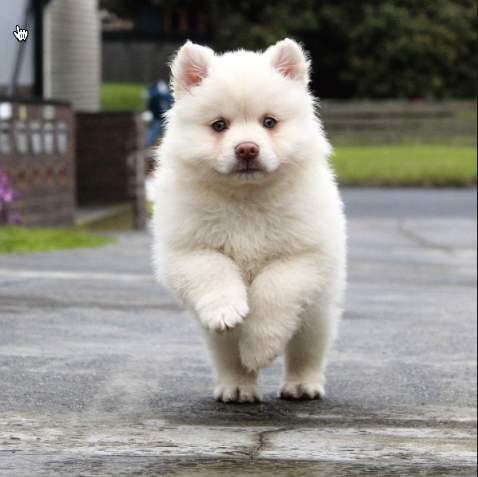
[144,80,173,147]
[146,119,164,149]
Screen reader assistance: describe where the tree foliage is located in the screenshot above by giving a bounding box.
[101,0,478,99]
[342,0,478,98]
[100,0,158,19]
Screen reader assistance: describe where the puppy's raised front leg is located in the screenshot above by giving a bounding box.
[239,254,324,372]
[161,250,249,333]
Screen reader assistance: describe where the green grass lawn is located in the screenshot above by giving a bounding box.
[101,83,146,112]
[331,146,477,187]
[0,227,116,254]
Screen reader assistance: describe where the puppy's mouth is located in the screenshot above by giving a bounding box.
[231,160,265,176]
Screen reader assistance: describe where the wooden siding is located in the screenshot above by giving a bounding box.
[44,0,101,112]
[103,40,181,84]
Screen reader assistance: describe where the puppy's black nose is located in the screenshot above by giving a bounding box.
[235,143,259,162]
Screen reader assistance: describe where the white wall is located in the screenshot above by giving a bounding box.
[44,0,101,111]
[0,0,34,88]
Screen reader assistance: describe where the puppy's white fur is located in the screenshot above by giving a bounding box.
[153,39,347,403]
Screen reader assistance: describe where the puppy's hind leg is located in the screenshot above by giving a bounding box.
[205,331,261,404]
[280,302,340,401]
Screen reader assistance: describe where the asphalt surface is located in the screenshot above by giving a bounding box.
[0,189,476,476]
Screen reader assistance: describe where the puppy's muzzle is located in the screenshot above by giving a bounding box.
[235,143,262,172]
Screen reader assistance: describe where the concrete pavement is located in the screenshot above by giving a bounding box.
[0,189,476,476]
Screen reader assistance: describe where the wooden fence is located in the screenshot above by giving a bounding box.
[319,100,477,146]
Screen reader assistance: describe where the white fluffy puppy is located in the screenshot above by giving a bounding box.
[153,39,347,403]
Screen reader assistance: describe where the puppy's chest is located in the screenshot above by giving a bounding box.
[196,205,302,273]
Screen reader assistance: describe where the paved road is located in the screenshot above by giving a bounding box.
[342,188,478,219]
[0,189,476,476]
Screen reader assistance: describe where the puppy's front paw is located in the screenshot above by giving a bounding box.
[199,301,249,333]
[280,382,325,401]
[215,384,262,404]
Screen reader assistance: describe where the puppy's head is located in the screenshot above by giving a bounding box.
[165,39,330,186]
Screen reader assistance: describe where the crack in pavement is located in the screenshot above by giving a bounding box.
[249,428,293,461]
[398,221,456,253]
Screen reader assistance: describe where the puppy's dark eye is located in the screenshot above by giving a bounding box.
[264,117,277,129]
[212,120,227,132]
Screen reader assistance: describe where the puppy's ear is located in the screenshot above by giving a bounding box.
[267,39,310,85]
[171,41,215,97]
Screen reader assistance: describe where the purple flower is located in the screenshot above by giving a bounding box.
[0,168,21,226]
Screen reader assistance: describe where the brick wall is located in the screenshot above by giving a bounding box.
[0,98,76,227]
[76,112,146,230]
